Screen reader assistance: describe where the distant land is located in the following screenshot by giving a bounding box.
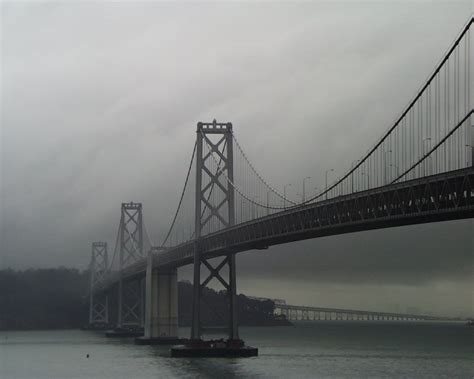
[0,268,289,330]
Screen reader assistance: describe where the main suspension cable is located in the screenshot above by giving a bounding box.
[160,141,197,247]
[391,109,473,184]
[232,132,298,206]
[203,134,289,210]
[143,216,155,249]
[300,17,474,205]
[106,219,121,274]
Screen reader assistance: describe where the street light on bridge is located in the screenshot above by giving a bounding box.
[302,176,311,202]
[283,183,292,208]
[423,137,432,175]
[465,144,472,167]
[296,192,303,203]
[361,172,369,190]
[314,187,320,199]
[252,196,259,219]
[325,169,334,200]
[351,159,360,193]
[390,163,400,179]
[384,150,392,185]
[266,190,271,216]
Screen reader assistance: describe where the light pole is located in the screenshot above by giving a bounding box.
[266,190,271,216]
[314,187,320,198]
[283,184,292,208]
[384,150,392,185]
[239,196,243,223]
[390,164,400,179]
[325,169,334,200]
[361,172,369,190]
[465,144,472,167]
[351,160,360,194]
[302,176,311,202]
[423,137,432,175]
[252,196,259,219]
[472,121,474,168]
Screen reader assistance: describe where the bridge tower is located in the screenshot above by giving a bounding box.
[117,202,144,328]
[89,242,109,326]
[191,120,238,341]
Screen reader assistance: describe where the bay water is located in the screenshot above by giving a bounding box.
[1,322,472,378]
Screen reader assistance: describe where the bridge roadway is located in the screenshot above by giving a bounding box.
[274,304,460,322]
[96,166,474,292]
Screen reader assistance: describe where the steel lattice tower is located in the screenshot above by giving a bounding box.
[117,202,144,327]
[89,242,109,325]
[191,120,238,341]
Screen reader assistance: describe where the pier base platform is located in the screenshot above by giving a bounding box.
[171,339,258,358]
[81,323,111,331]
[105,327,144,338]
[135,336,188,345]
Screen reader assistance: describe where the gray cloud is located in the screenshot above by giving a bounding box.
[1,1,473,315]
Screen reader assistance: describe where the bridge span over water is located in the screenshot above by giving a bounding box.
[87,18,474,355]
[273,304,461,323]
[245,297,462,322]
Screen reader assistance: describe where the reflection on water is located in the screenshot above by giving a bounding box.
[1,322,473,378]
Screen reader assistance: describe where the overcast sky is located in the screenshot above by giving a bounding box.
[1,1,473,317]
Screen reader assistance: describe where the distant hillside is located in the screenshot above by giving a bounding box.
[0,268,289,330]
[177,280,289,327]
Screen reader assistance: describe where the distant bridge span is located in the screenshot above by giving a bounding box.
[274,304,462,322]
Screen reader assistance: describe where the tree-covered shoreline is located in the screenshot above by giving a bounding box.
[0,268,289,330]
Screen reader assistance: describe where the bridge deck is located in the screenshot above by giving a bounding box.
[96,167,474,292]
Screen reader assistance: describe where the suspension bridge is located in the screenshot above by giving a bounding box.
[87,18,474,357]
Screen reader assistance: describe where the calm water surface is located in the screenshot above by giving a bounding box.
[1,322,473,378]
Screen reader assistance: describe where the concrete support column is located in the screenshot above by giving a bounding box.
[144,252,178,339]
[117,279,123,327]
[140,278,145,328]
[89,293,94,324]
[105,296,109,324]
[228,253,239,340]
[471,115,473,167]
[145,270,178,339]
[191,243,201,340]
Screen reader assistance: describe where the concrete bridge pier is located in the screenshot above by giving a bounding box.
[136,251,184,345]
